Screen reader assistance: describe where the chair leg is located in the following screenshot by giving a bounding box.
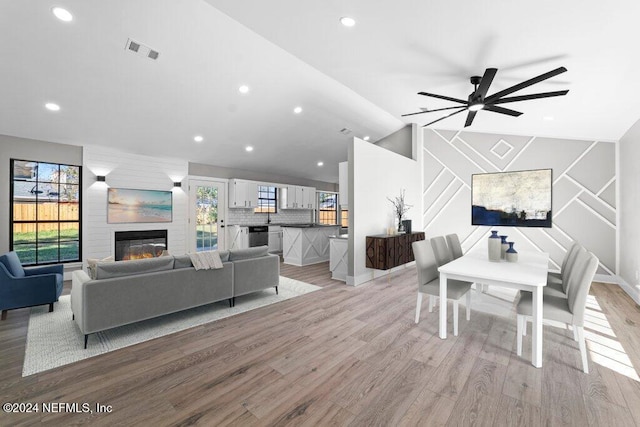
[84,334,89,349]
[573,326,579,342]
[415,292,423,324]
[428,295,434,312]
[466,291,471,321]
[49,303,54,312]
[453,300,459,336]
[1,310,7,321]
[475,283,482,295]
[275,286,278,295]
[576,325,589,374]
[523,318,527,336]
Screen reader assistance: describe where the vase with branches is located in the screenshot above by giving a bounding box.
[387,189,413,232]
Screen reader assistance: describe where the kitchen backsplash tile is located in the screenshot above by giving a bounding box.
[228,208,313,225]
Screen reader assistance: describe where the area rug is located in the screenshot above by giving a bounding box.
[23,276,320,377]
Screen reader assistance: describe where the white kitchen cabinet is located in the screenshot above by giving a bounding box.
[229,179,258,209]
[282,185,315,209]
[227,225,249,249]
[302,186,316,210]
[268,226,282,253]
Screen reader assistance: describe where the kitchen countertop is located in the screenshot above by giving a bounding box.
[280,223,340,228]
[329,234,349,240]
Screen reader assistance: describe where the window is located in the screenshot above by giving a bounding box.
[255,185,277,213]
[341,208,349,228]
[11,159,81,265]
[318,192,339,225]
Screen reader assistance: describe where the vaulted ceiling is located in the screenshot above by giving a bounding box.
[1,1,638,183]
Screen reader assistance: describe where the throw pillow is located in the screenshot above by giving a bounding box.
[86,256,114,279]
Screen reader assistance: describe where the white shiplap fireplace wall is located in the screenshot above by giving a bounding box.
[82,145,188,263]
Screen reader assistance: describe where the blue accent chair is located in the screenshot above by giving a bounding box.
[0,251,64,320]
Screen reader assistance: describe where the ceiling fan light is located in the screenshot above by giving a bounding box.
[468,103,484,112]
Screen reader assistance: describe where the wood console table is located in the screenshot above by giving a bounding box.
[365,232,425,270]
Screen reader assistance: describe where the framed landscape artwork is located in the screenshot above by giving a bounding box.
[107,188,172,224]
[471,169,552,228]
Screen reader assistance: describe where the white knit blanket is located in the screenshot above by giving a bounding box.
[188,251,223,270]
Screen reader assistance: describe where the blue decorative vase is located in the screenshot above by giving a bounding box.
[500,235,509,260]
[506,242,518,262]
[488,230,501,262]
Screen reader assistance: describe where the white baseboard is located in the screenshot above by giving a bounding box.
[594,273,618,285]
[617,277,640,305]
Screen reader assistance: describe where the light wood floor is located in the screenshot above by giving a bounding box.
[2,262,640,426]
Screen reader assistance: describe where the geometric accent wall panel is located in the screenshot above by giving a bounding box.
[599,181,616,208]
[566,141,615,194]
[423,129,616,277]
[458,131,532,170]
[508,137,594,175]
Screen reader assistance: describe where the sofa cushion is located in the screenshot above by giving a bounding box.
[0,251,25,278]
[87,256,115,279]
[228,246,269,261]
[94,256,175,280]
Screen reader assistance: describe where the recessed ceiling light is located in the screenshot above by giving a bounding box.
[245,146,254,152]
[45,102,60,111]
[194,135,204,142]
[293,106,303,114]
[317,161,324,167]
[238,85,250,94]
[340,17,356,27]
[52,7,73,22]
[543,116,554,121]
[363,136,370,141]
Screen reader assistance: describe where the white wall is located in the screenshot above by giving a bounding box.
[83,146,188,261]
[0,135,82,255]
[618,118,640,302]
[421,129,617,281]
[347,137,421,286]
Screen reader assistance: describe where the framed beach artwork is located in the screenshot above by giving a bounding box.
[107,188,172,224]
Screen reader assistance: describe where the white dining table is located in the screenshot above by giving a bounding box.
[438,248,549,368]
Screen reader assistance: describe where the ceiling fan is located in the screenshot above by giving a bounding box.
[403,67,569,127]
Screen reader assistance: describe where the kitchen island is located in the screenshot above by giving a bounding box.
[282,224,341,266]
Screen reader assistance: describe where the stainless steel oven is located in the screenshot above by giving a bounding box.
[248,226,269,247]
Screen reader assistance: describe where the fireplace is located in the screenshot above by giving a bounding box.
[114,230,168,261]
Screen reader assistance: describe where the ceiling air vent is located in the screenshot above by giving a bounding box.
[125,38,160,61]
[340,128,352,135]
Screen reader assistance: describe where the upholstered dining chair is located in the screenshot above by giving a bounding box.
[547,243,582,291]
[413,238,472,335]
[516,250,599,373]
[445,234,464,259]
[0,251,64,320]
[445,233,484,293]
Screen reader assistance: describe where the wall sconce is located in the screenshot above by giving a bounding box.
[97,175,106,182]
[173,182,182,188]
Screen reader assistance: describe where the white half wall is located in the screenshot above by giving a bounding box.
[83,145,188,262]
[421,129,617,279]
[619,118,640,302]
[347,137,421,286]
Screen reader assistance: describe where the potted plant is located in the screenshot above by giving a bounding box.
[387,189,413,233]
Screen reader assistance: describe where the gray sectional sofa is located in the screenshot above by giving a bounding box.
[71,246,279,348]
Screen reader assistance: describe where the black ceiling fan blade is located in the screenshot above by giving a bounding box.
[485,66,567,103]
[421,108,467,127]
[484,105,523,116]
[401,105,471,117]
[491,90,569,105]
[464,110,477,127]
[418,92,468,105]
[476,68,497,99]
